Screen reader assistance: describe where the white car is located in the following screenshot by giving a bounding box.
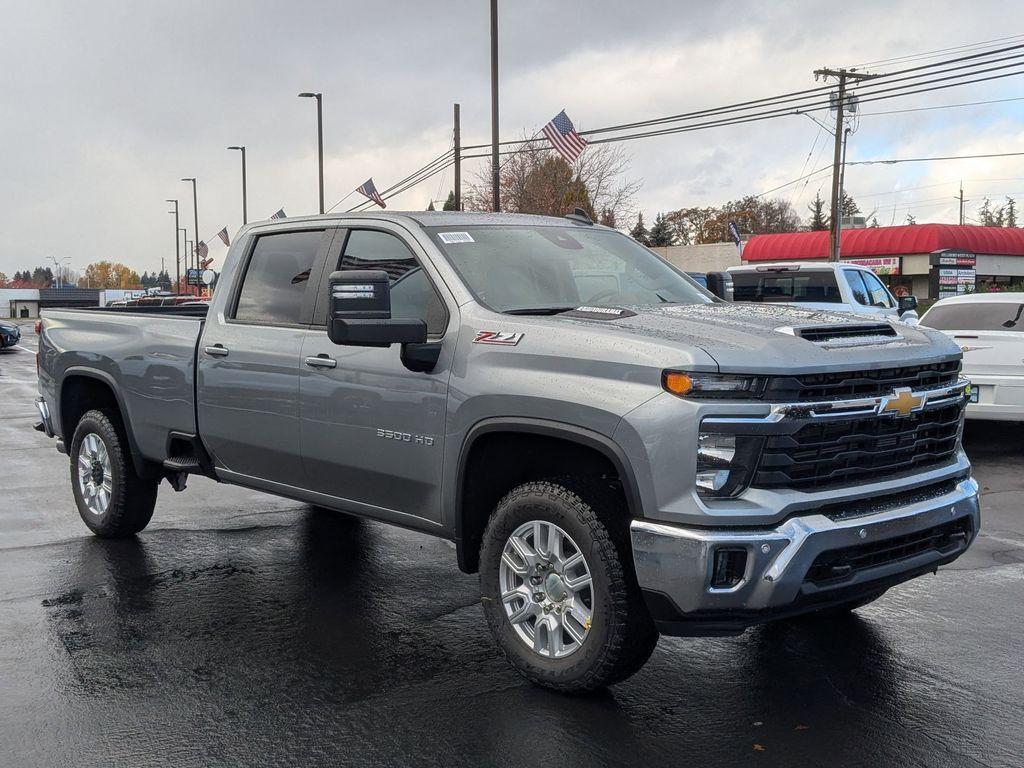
[725,262,920,324]
[920,292,1024,422]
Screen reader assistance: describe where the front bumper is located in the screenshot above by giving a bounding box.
[630,475,980,635]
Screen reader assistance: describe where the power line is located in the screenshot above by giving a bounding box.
[850,34,1024,69]
[858,95,1024,116]
[850,151,1024,166]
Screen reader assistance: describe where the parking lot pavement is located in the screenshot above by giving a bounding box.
[2,325,1023,767]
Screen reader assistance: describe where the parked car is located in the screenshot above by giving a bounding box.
[920,292,1024,422]
[35,211,978,691]
[726,262,919,324]
[0,320,21,349]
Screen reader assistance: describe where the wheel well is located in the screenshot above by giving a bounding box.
[457,431,628,573]
[60,375,119,440]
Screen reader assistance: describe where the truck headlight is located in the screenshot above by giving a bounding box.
[663,371,766,399]
[697,431,762,498]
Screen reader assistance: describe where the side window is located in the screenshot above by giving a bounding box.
[234,230,323,325]
[843,270,870,306]
[335,230,447,335]
[861,271,895,308]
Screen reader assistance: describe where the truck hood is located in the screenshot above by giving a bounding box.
[557,302,960,375]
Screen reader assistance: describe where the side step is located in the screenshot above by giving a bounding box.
[163,456,203,472]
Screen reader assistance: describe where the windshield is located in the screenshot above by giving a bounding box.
[426,225,711,313]
[922,301,1024,331]
[732,270,842,303]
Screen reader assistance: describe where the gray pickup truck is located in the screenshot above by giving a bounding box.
[35,211,980,691]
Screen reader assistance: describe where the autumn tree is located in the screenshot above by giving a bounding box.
[648,213,675,246]
[0,272,8,287]
[465,137,639,223]
[808,192,828,230]
[81,261,141,289]
[630,213,651,245]
[666,196,800,245]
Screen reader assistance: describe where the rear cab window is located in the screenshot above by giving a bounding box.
[233,230,325,325]
[732,270,842,303]
[923,302,1024,331]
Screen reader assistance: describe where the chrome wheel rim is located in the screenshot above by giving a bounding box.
[77,432,112,516]
[499,520,594,659]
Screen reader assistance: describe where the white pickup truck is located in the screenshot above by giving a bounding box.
[726,262,919,324]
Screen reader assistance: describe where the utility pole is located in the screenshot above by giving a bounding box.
[814,67,879,261]
[298,92,325,213]
[228,146,248,224]
[489,0,500,212]
[957,182,969,226]
[454,103,461,211]
[167,199,180,292]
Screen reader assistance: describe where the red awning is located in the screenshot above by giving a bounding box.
[742,224,1024,261]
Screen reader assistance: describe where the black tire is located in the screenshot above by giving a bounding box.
[70,408,158,538]
[479,478,658,693]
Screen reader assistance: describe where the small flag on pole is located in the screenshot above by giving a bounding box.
[270,208,286,220]
[197,241,209,260]
[542,110,588,164]
[356,178,387,208]
[727,221,743,250]
[216,227,230,247]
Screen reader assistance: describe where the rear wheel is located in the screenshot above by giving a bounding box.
[480,479,658,692]
[70,409,158,537]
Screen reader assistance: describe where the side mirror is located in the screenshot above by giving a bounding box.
[706,272,734,301]
[327,269,427,347]
[898,295,918,315]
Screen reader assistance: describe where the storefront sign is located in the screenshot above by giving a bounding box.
[929,250,976,299]
[844,257,901,275]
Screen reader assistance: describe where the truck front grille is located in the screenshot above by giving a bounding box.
[753,401,964,491]
[764,360,961,402]
[804,516,972,586]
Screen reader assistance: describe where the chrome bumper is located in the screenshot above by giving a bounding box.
[630,476,980,618]
[34,397,55,438]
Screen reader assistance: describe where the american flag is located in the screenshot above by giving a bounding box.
[216,227,230,247]
[270,208,286,220]
[542,110,588,164]
[197,240,209,259]
[356,178,387,208]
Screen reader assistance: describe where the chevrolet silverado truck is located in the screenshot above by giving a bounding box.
[35,211,980,692]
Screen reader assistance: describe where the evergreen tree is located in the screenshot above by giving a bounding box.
[1006,196,1018,227]
[840,190,860,217]
[870,215,880,228]
[629,212,651,246]
[442,191,458,211]
[426,200,436,211]
[140,271,151,288]
[648,212,675,246]
[807,192,828,230]
[598,208,616,228]
[978,197,1005,227]
[157,270,172,291]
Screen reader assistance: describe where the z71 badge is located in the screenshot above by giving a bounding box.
[473,330,524,346]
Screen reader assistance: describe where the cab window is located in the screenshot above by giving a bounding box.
[861,271,895,308]
[326,229,447,335]
[233,230,323,325]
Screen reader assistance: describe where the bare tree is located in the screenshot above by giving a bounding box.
[465,138,640,225]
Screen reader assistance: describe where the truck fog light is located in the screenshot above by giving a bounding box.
[711,548,747,588]
[696,468,731,492]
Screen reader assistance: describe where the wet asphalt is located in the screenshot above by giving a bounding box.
[1,324,1023,767]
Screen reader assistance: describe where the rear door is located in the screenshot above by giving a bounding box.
[298,223,453,527]
[197,227,334,486]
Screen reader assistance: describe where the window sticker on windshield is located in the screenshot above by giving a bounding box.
[439,231,474,244]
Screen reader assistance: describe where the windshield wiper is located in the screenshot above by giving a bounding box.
[502,306,579,316]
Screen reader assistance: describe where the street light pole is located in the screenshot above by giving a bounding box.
[178,228,187,292]
[227,146,247,224]
[489,0,500,212]
[298,92,324,214]
[166,199,180,291]
[181,178,198,294]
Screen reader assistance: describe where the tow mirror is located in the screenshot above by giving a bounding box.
[706,272,734,301]
[898,295,918,316]
[327,270,427,347]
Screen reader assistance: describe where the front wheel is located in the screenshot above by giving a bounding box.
[479,479,658,693]
[70,408,158,537]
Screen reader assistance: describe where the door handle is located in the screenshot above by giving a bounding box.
[305,355,337,369]
[204,345,229,357]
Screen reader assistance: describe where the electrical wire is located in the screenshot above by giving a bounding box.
[849,151,1024,165]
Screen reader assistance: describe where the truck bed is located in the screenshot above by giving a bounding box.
[39,307,205,464]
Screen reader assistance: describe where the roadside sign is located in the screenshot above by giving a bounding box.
[186,268,200,286]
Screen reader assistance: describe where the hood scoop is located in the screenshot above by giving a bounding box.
[782,322,900,348]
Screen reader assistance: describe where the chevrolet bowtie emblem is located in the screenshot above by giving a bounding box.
[880,387,924,417]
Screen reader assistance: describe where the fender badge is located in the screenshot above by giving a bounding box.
[473,330,523,346]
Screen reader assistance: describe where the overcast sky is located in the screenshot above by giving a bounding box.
[2,0,1023,278]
